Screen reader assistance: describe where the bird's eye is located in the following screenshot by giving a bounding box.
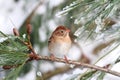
[60,30,64,33]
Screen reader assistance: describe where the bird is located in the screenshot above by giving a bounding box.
[48,26,72,62]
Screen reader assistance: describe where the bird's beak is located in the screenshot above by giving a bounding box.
[66,29,70,32]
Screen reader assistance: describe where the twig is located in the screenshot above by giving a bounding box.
[18,23,120,77]
[35,55,120,77]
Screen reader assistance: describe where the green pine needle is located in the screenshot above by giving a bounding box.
[0,31,30,79]
[0,31,29,66]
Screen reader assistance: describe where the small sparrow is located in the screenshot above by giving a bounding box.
[48,26,72,61]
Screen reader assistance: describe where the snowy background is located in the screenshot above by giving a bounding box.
[0,0,120,80]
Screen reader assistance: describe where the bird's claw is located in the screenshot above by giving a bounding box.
[50,54,55,61]
[64,55,69,63]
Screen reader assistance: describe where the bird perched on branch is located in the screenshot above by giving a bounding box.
[48,26,72,62]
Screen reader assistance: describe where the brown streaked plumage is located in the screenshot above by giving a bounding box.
[48,26,72,59]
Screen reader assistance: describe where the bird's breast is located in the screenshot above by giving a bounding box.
[49,41,71,58]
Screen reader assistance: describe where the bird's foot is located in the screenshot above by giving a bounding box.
[64,55,69,63]
[50,54,55,61]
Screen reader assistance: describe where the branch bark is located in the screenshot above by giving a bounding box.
[35,55,120,77]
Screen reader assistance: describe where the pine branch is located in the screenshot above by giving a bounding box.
[1,25,120,79]
[24,23,120,78]
[31,54,120,77]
